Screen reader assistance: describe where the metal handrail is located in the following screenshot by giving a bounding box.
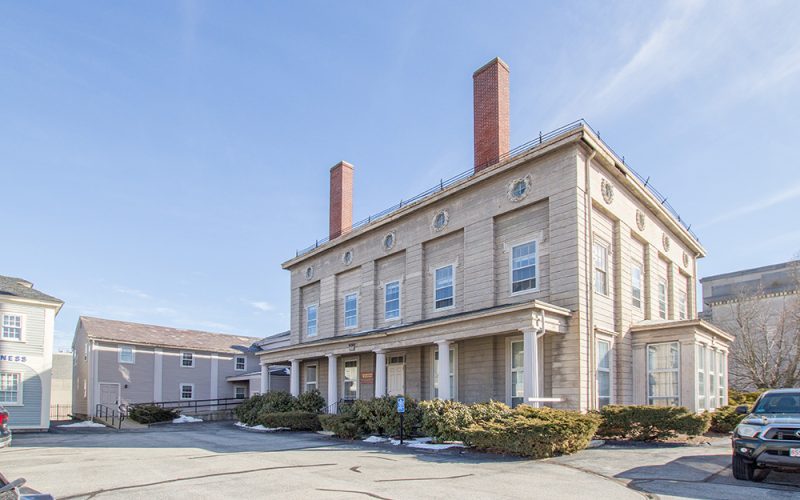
[94,403,126,429]
[132,397,245,413]
[294,119,700,257]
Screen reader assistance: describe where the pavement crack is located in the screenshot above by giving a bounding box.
[375,473,473,482]
[58,463,336,499]
[545,461,654,499]
[316,488,391,499]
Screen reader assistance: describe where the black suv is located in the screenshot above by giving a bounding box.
[0,405,10,449]
[732,388,800,481]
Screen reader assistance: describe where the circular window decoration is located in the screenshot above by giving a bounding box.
[342,250,353,266]
[383,232,396,251]
[662,234,671,252]
[683,252,690,268]
[304,266,314,280]
[507,175,531,202]
[601,179,614,204]
[432,209,449,232]
[636,210,646,231]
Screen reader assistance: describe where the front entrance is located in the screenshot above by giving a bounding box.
[98,383,120,408]
[387,356,405,396]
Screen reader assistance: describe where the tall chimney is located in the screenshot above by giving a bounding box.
[473,57,510,173]
[329,161,354,240]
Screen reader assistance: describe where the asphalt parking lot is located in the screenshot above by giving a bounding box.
[1,422,798,499]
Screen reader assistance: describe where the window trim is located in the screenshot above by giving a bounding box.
[433,263,456,311]
[384,280,402,322]
[341,357,359,400]
[505,336,524,407]
[593,240,609,296]
[179,383,195,401]
[234,355,247,371]
[596,335,614,408]
[118,344,135,364]
[1,313,25,342]
[306,303,318,337]
[0,371,23,406]
[180,351,195,368]
[508,238,539,296]
[305,362,318,393]
[343,292,359,330]
[430,344,459,400]
[657,279,668,319]
[631,263,643,309]
[646,341,681,406]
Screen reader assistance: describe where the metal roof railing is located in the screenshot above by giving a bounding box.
[295,119,699,257]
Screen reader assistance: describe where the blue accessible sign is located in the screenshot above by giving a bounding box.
[397,397,405,413]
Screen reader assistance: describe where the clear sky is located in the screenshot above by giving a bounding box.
[3,1,799,351]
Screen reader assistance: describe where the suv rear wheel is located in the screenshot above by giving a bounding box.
[732,455,769,482]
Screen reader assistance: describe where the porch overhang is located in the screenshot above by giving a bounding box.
[630,319,734,347]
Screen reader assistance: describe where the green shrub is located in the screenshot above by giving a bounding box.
[468,400,514,423]
[710,405,747,433]
[419,400,474,442]
[234,391,298,425]
[463,405,601,459]
[258,411,321,431]
[319,413,363,439]
[728,389,764,406]
[597,405,710,441]
[128,405,180,424]
[353,395,422,437]
[296,389,326,413]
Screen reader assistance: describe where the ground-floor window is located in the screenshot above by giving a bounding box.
[709,350,717,409]
[0,372,21,405]
[343,358,359,400]
[647,342,679,406]
[180,383,194,400]
[432,347,456,399]
[305,363,318,393]
[697,344,706,409]
[235,386,247,399]
[717,351,726,406]
[597,339,612,408]
[509,340,524,407]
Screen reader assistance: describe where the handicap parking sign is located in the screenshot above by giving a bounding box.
[397,397,405,413]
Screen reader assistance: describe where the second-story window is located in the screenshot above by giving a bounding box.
[181,352,195,368]
[344,293,358,329]
[235,356,246,371]
[511,241,537,293]
[118,345,135,364]
[1,314,22,341]
[678,291,688,320]
[434,265,454,310]
[306,305,318,337]
[631,264,643,309]
[593,242,608,296]
[385,281,400,320]
[658,279,668,319]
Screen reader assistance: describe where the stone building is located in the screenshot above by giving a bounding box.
[256,57,732,412]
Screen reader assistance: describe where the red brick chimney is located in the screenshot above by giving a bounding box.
[473,57,510,173]
[329,161,354,240]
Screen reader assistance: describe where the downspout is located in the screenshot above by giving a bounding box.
[583,148,597,410]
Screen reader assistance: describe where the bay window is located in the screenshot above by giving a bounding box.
[647,342,679,406]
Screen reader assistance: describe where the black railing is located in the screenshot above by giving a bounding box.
[50,404,72,420]
[323,398,355,415]
[133,397,245,414]
[94,403,126,429]
[294,119,700,257]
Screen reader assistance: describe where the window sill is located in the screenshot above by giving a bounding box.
[510,287,540,297]
[1,403,23,407]
[433,305,455,312]
[0,339,25,343]
[180,365,195,369]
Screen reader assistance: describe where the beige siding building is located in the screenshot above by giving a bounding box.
[257,58,732,412]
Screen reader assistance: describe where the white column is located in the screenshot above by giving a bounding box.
[327,354,338,413]
[374,350,387,398]
[290,359,301,397]
[260,363,269,394]
[523,328,540,407]
[436,340,451,400]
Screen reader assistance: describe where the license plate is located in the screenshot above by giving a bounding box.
[791,449,800,457]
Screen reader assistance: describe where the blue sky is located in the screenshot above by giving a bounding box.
[2,1,799,351]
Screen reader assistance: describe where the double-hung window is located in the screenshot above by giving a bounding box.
[434,265,454,310]
[718,352,726,406]
[597,339,612,408]
[511,241,537,293]
[305,363,318,392]
[343,359,358,400]
[344,294,358,329]
[709,350,717,408]
[235,356,246,371]
[697,344,707,409]
[631,264,643,309]
[306,305,318,337]
[235,386,247,399]
[0,372,21,405]
[678,291,688,320]
[1,314,22,341]
[432,347,456,399]
[594,242,608,295]
[647,342,679,406]
[181,352,194,368]
[385,281,400,320]
[180,383,194,400]
[657,279,668,319]
[509,340,524,407]
[118,345,135,364]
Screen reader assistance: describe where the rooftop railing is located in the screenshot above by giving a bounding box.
[294,119,699,257]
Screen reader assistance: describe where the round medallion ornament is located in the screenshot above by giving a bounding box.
[636,210,646,231]
[304,266,314,280]
[601,179,614,204]
[507,175,531,202]
[662,234,671,252]
[432,210,449,232]
[683,252,690,268]
[342,250,353,266]
[383,232,396,251]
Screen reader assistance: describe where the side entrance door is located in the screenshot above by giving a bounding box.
[387,356,405,396]
[98,383,120,409]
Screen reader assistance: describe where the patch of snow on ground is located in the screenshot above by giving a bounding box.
[365,435,465,450]
[173,415,203,424]
[234,422,289,432]
[58,421,106,428]
[363,435,389,443]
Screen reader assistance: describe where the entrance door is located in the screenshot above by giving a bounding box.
[387,356,405,396]
[99,383,119,408]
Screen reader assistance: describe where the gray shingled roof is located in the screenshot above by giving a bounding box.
[80,316,261,354]
[0,275,63,305]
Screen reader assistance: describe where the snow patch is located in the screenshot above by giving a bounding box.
[58,421,106,428]
[234,421,289,432]
[172,415,203,424]
[363,435,389,443]
[364,435,465,450]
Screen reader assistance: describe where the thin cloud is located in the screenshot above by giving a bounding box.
[246,300,275,312]
[111,285,151,300]
[704,182,800,226]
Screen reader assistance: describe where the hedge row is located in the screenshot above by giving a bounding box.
[596,405,710,441]
[128,405,180,424]
[319,396,421,439]
[259,411,321,431]
[234,390,325,426]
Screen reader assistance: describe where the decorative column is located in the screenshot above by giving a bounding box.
[523,328,540,407]
[327,354,338,413]
[374,349,387,398]
[260,363,269,394]
[436,340,451,400]
[290,359,300,397]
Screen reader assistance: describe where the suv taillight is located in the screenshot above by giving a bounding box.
[0,413,7,426]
